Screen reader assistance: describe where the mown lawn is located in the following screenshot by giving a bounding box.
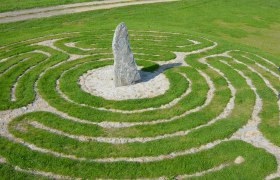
[0,0,101,12]
[0,0,280,56]
[0,0,279,179]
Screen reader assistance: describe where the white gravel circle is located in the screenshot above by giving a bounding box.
[79,65,170,100]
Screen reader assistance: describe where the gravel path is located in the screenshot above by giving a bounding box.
[0,0,178,23]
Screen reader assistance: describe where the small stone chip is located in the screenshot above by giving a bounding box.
[234,156,245,164]
[0,157,6,164]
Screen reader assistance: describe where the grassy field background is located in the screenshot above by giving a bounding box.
[0,0,279,179]
[0,0,100,12]
[0,0,280,56]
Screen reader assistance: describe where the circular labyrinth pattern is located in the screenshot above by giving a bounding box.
[0,30,279,179]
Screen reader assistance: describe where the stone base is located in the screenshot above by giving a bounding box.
[79,65,169,100]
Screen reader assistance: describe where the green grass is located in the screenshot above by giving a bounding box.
[0,137,276,179]
[0,0,279,179]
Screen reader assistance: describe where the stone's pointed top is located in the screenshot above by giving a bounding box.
[112,22,141,87]
[112,22,128,51]
[115,22,126,31]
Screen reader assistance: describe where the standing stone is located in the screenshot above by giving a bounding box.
[112,22,141,87]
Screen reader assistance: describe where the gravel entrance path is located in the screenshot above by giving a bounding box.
[0,0,178,23]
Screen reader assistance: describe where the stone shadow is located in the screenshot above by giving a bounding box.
[138,62,182,83]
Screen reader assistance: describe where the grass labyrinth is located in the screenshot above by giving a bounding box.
[0,28,279,179]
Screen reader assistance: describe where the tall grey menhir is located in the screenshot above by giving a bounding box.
[112,22,141,87]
